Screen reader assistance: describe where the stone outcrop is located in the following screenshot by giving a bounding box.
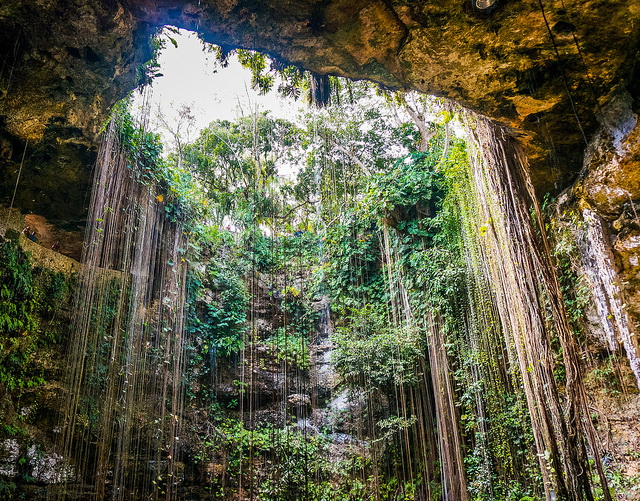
[550,90,640,391]
[0,0,153,224]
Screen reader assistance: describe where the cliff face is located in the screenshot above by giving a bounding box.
[0,0,152,224]
[1,0,639,198]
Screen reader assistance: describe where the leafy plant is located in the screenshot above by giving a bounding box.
[0,238,72,391]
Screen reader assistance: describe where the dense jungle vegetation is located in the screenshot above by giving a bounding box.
[103,76,554,500]
[0,39,631,500]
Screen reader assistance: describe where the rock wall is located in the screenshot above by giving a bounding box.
[552,90,640,376]
[548,89,640,499]
[0,0,154,224]
[0,233,77,499]
[1,0,639,197]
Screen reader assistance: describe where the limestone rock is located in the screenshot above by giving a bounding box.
[0,439,20,477]
[26,444,73,484]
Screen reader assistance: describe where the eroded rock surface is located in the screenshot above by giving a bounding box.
[0,0,153,224]
[552,89,640,392]
[1,0,639,207]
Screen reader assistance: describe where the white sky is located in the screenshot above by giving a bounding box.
[130,28,461,178]
[133,28,305,148]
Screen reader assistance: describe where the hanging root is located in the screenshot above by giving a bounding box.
[310,73,331,108]
[463,114,611,501]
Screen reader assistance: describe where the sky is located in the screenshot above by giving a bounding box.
[133,29,305,148]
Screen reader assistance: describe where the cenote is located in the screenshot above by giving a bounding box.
[0,2,639,500]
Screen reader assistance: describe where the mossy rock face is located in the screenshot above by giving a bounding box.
[0,238,76,496]
[0,0,638,211]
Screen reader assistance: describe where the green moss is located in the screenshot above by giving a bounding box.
[0,237,74,392]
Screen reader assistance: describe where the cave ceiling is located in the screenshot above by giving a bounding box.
[0,0,639,221]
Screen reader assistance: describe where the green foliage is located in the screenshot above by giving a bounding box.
[266,327,310,370]
[0,239,37,336]
[0,238,72,391]
[545,207,591,337]
[209,45,316,103]
[236,50,275,94]
[111,100,164,179]
[362,152,445,218]
[273,231,321,269]
[320,213,385,314]
[121,76,551,500]
[189,262,249,360]
[0,478,20,500]
[331,306,422,389]
[82,278,127,394]
[111,100,213,234]
[135,27,173,87]
[257,427,324,500]
[238,226,279,272]
[588,355,624,396]
[183,113,302,227]
[193,416,372,501]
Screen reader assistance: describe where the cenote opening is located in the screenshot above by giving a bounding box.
[1,16,640,501]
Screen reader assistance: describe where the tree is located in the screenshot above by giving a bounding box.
[183,112,303,225]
